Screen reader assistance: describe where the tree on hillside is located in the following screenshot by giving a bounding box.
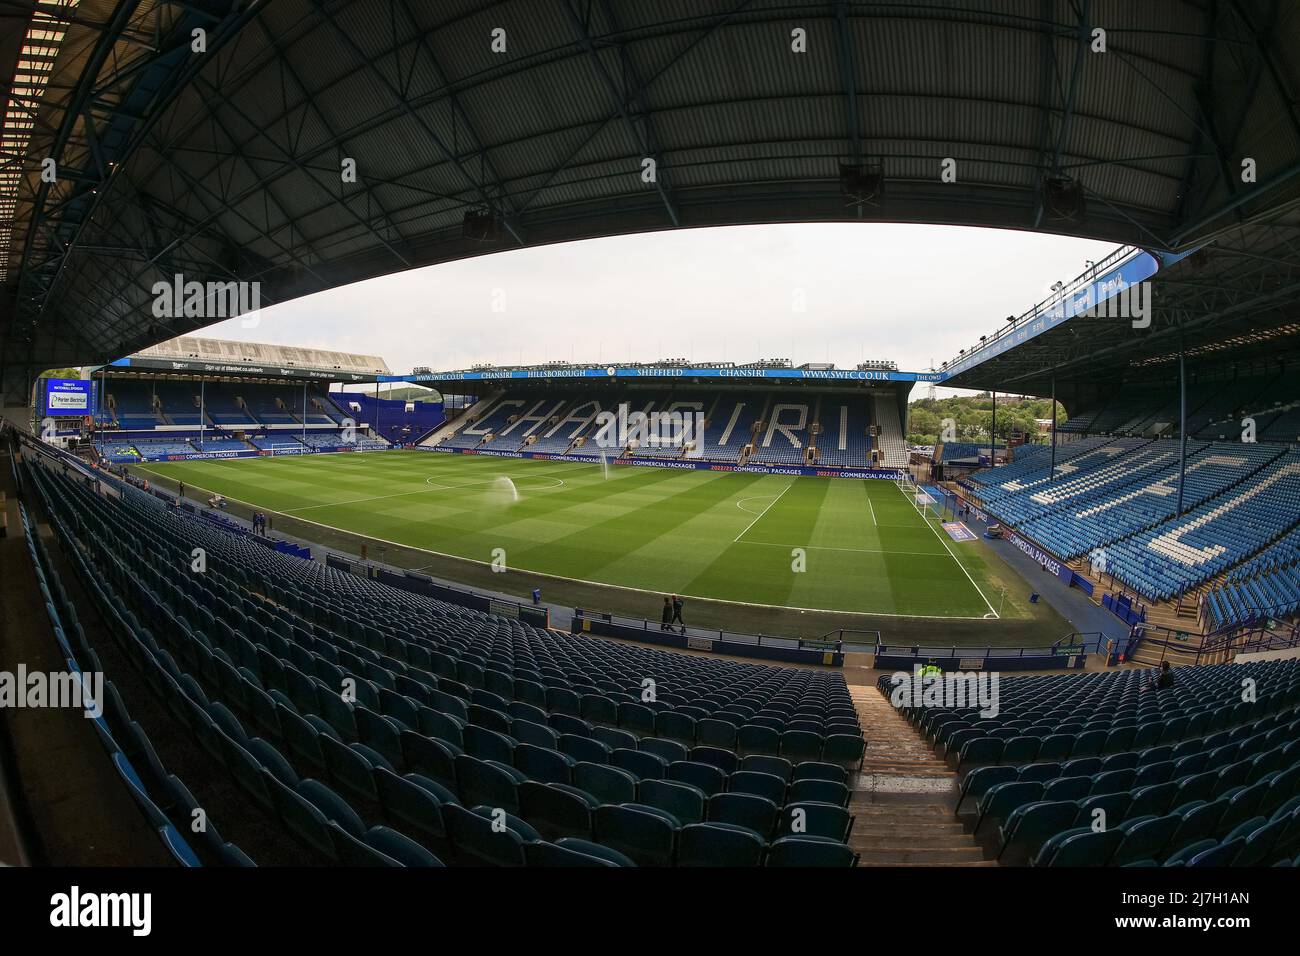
[905,393,1066,444]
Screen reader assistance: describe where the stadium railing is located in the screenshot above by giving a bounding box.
[323,553,550,629]
[1132,620,1300,667]
[572,608,843,667]
[819,630,1107,672]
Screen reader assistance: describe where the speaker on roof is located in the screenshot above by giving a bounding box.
[462,209,500,242]
[840,162,884,207]
[1042,175,1085,221]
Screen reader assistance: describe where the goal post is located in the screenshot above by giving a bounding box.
[897,473,943,523]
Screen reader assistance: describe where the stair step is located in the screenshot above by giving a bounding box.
[856,846,989,864]
[853,797,954,813]
[852,833,970,848]
[853,816,965,830]
[853,823,967,837]
[839,685,995,866]
[859,772,949,779]
[850,803,953,816]
[862,859,999,867]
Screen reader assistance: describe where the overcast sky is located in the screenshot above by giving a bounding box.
[199,222,1115,396]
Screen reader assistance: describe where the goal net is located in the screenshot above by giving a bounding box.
[897,473,941,522]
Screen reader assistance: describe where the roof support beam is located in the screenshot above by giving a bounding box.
[1174,0,1234,228]
[15,0,145,310]
[1229,0,1300,144]
[1033,0,1089,228]
[308,0,525,245]
[562,0,679,227]
[250,15,412,265]
[833,0,864,219]
[186,71,406,266]
[40,114,331,337]
[395,0,525,235]
[15,0,265,325]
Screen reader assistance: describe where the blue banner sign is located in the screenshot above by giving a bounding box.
[389,367,941,384]
[938,249,1162,380]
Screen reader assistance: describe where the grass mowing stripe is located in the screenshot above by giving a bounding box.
[732,480,795,542]
[892,478,999,618]
[513,471,769,584]
[139,452,995,617]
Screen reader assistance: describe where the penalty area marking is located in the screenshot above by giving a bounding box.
[894,480,1000,619]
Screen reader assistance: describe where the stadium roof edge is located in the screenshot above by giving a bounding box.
[939,202,1300,398]
[383,366,940,386]
[937,244,1166,382]
[5,0,1300,395]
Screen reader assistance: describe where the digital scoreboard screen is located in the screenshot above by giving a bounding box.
[44,378,92,414]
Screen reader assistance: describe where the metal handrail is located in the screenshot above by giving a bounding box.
[575,608,809,650]
[817,629,1107,659]
[1131,618,1300,666]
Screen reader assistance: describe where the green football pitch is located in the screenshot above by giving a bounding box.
[139,451,1001,619]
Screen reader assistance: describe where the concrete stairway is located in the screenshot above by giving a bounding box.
[847,683,995,866]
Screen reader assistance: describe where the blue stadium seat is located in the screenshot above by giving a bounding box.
[519,780,599,840]
[728,770,787,805]
[708,792,778,840]
[374,768,454,844]
[678,822,765,867]
[594,804,677,866]
[766,835,857,867]
[638,778,707,826]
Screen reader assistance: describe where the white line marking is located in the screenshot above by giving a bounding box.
[736,539,946,557]
[867,491,877,526]
[895,480,1000,619]
[735,493,782,516]
[733,481,795,543]
[279,472,569,513]
[137,459,997,620]
[423,474,567,492]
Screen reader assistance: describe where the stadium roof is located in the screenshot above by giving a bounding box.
[127,334,388,374]
[4,0,1300,402]
[393,360,934,388]
[940,199,1300,395]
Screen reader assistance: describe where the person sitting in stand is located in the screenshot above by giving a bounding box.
[1147,660,1175,690]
